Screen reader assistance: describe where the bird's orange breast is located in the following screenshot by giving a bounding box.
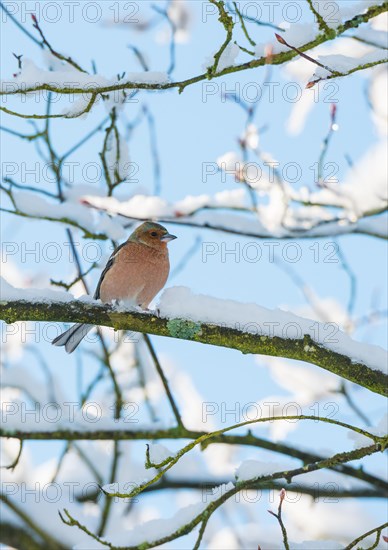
[99,241,170,308]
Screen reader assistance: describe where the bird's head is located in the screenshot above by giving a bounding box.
[130,222,177,249]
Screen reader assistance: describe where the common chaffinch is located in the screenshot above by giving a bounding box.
[52,221,177,353]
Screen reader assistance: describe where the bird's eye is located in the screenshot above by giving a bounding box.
[150,231,157,237]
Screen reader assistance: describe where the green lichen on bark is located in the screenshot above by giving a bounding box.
[167,318,202,339]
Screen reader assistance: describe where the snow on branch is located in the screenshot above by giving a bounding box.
[0,2,386,118]
[60,442,384,550]
[1,283,387,396]
[2,184,387,241]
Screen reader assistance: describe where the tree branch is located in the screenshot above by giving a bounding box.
[59,442,385,549]
[1,299,386,396]
[1,3,386,106]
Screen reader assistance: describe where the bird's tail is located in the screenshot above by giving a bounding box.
[52,323,93,354]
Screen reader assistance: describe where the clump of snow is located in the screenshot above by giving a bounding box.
[105,130,131,182]
[103,467,157,496]
[174,194,209,215]
[212,189,246,208]
[284,36,383,133]
[217,151,241,172]
[241,124,259,150]
[7,189,126,241]
[158,286,388,373]
[348,414,387,448]
[372,10,388,31]
[292,141,388,219]
[255,23,318,58]
[82,189,248,219]
[369,68,388,136]
[175,189,246,214]
[0,276,73,303]
[83,194,171,218]
[204,42,240,72]
[311,0,386,31]
[62,93,95,118]
[259,185,288,230]
[14,191,94,225]
[336,0,386,27]
[1,58,169,94]
[98,482,235,547]
[218,42,240,71]
[235,459,295,482]
[310,50,388,82]
[148,443,174,465]
[156,0,193,44]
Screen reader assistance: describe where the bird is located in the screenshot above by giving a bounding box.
[52,221,177,354]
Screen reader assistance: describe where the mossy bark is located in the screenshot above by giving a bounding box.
[1,299,387,396]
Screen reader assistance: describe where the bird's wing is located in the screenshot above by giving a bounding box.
[93,241,127,300]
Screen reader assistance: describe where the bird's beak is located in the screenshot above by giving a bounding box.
[161,233,177,242]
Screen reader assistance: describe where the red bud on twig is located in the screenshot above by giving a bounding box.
[306,79,321,89]
[275,33,287,45]
[331,103,337,122]
[79,198,91,206]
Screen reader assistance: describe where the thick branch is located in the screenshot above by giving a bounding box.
[0,522,47,550]
[76,478,386,501]
[0,494,66,549]
[1,299,387,396]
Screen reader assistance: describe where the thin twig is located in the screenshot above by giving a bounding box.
[233,1,256,46]
[0,2,42,45]
[31,14,87,73]
[317,104,338,186]
[336,382,371,426]
[345,522,388,549]
[97,441,120,537]
[275,32,338,75]
[335,239,357,316]
[2,440,23,471]
[152,4,177,75]
[268,489,290,550]
[306,0,332,33]
[193,515,211,549]
[128,45,149,71]
[143,334,185,429]
[144,106,162,195]
[207,0,235,75]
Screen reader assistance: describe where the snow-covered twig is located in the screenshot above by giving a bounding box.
[59,441,385,549]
